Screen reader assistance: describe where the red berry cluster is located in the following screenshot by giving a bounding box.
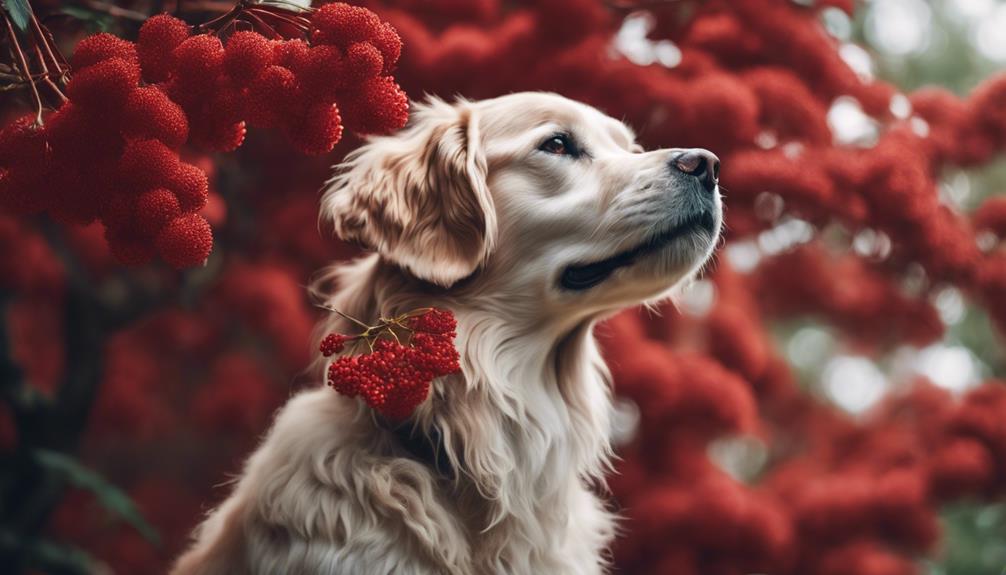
[0,33,212,268]
[320,308,460,421]
[1,4,411,268]
[138,5,408,155]
[138,16,247,152]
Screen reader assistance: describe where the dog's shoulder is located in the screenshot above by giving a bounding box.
[256,386,358,463]
[174,387,471,574]
[243,386,370,503]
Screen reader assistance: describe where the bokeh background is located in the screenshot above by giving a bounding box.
[1,0,1005,573]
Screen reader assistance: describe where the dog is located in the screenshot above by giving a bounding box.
[172,92,722,574]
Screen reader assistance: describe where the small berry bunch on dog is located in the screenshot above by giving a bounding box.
[320,308,461,421]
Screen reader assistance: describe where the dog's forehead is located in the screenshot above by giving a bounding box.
[473,93,634,146]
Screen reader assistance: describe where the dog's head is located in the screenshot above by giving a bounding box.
[322,92,721,320]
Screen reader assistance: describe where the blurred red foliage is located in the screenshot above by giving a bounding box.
[2,0,1006,573]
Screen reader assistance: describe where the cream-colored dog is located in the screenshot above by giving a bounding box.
[172,92,721,574]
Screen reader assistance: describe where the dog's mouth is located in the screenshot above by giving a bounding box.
[559,210,717,291]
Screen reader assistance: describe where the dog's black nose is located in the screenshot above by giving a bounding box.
[670,149,719,194]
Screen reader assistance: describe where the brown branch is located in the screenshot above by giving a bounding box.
[2,11,44,124]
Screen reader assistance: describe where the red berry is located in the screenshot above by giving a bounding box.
[71,33,139,70]
[135,188,182,235]
[311,3,383,47]
[156,213,213,268]
[185,89,246,151]
[340,76,409,134]
[46,103,124,164]
[122,87,189,148]
[169,162,209,212]
[119,139,180,190]
[172,34,225,85]
[224,31,275,85]
[0,115,49,170]
[246,65,298,128]
[65,58,141,111]
[342,42,383,84]
[189,119,246,153]
[138,14,191,83]
[371,23,402,73]
[286,103,343,155]
[273,39,310,70]
[298,45,344,100]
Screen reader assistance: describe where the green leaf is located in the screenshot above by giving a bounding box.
[3,0,34,32]
[58,5,95,20]
[0,530,99,575]
[33,449,161,546]
[58,5,113,32]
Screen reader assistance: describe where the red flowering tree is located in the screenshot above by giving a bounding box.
[1,0,1005,573]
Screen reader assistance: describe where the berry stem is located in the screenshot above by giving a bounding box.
[2,10,44,124]
[402,307,434,318]
[317,304,372,331]
[29,14,67,83]
[240,10,281,40]
[386,326,403,345]
[245,7,310,33]
[319,307,424,354]
[196,1,244,34]
[196,0,314,37]
[29,43,66,104]
[41,76,66,104]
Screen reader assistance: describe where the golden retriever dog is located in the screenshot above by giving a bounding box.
[172,92,722,574]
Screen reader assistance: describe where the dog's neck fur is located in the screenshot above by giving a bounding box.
[314,254,615,569]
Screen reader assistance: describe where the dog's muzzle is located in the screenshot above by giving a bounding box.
[559,210,717,291]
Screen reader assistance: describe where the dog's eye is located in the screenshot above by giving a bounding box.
[539,134,577,156]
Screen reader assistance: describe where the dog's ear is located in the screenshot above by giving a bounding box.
[321,97,496,288]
